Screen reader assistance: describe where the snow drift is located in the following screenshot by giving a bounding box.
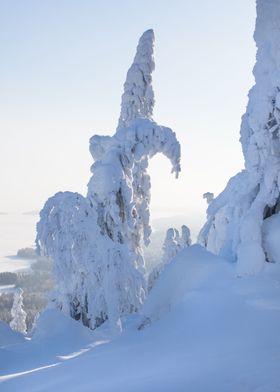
[2,245,280,391]
[0,321,25,348]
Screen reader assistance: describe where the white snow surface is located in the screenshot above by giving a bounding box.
[1,245,280,391]
[0,321,25,347]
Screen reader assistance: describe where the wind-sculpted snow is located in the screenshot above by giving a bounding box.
[142,245,230,325]
[36,29,181,332]
[0,321,25,347]
[2,246,280,392]
[199,0,280,274]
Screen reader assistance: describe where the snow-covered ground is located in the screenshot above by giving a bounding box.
[1,245,280,391]
[0,214,37,273]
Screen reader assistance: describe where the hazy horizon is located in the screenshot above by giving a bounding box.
[1,1,256,228]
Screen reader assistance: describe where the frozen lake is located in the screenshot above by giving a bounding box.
[0,285,16,294]
[0,212,198,274]
[0,213,38,273]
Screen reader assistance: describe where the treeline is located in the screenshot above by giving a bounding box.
[0,257,53,331]
[0,272,18,285]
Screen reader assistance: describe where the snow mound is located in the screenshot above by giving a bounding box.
[142,245,230,324]
[0,321,25,347]
[236,241,265,275]
[2,252,280,391]
[33,309,95,346]
[148,225,191,290]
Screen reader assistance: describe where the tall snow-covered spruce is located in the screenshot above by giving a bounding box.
[199,0,280,274]
[36,30,181,332]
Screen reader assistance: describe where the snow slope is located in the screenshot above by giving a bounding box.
[1,245,280,391]
[0,321,25,347]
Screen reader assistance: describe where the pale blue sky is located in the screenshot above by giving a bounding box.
[0,0,256,232]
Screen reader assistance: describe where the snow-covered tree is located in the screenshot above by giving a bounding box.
[203,192,214,205]
[10,288,27,334]
[180,225,191,248]
[199,0,280,274]
[162,228,180,265]
[148,225,191,290]
[36,30,181,332]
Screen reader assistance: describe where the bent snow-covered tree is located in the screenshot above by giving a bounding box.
[199,0,280,274]
[36,29,181,332]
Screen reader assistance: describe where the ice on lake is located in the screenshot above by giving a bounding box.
[0,213,38,273]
